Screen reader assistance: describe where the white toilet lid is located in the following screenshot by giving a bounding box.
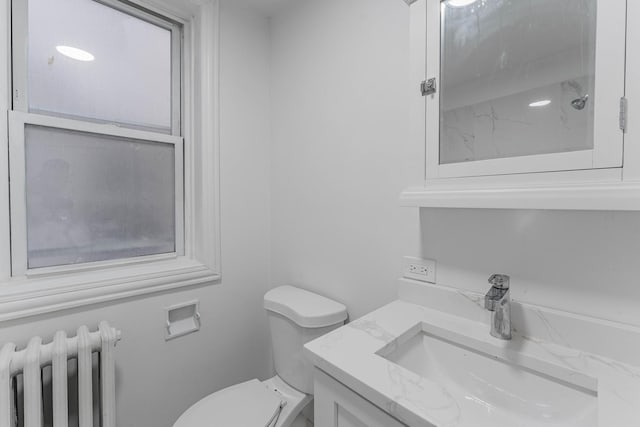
[173,379,285,427]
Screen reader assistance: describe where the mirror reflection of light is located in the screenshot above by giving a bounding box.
[446,0,479,7]
[529,100,551,108]
[56,45,95,62]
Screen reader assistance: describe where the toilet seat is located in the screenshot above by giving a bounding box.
[173,379,285,427]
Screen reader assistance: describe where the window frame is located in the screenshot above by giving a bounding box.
[8,110,185,277]
[11,0,185,275]
[11,0,184,136]
[0,0,221,321]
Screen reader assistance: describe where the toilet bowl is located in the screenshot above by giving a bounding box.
[173,286,347,427]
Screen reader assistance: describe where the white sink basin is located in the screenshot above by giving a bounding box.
[380,326,597,427]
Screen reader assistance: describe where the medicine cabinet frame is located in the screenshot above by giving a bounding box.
[401,0,640,210]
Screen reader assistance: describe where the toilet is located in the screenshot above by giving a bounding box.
[173,286,348,427]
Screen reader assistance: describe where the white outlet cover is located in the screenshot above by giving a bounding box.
[403,256,436,283]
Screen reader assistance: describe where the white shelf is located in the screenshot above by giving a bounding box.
[399,181,640,211]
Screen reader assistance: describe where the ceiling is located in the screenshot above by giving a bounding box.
[225,0,293,16]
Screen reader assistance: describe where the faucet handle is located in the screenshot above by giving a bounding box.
[488,274,510,289]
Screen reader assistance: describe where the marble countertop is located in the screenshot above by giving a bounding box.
[304,288,640,427]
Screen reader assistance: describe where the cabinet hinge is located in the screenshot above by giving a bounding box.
[421,78,436,97]
[620,97,628,133]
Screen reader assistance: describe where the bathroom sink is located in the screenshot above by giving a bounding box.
[380,326,598,427]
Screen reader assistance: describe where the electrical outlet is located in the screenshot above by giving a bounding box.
[403,256,436,283]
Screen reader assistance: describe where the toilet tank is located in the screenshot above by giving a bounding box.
[264,286,347,394]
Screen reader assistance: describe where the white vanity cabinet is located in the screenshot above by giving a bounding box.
[401,0,640,210]
[313,369,407,427]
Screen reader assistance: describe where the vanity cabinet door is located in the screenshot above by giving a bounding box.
[313,369,407,427]
[422,0,627,179]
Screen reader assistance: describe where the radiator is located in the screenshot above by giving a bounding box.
[0,321,121,427]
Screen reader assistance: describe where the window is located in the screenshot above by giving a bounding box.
[23,0,178,133]
[0,0,220,319]
[10,0,184,276]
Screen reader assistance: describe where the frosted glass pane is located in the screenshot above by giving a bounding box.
[25,125,175,269]
[439,0,596,164]
[28,0,172,132]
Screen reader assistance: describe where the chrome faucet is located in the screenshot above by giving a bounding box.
[484,274,511,340]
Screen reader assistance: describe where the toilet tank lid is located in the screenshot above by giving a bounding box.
[264,286,347,328]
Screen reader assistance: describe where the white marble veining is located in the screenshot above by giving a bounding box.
[304,280,640,426]
[440,78,593,164]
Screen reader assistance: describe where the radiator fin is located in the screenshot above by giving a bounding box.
[77,326,93,427]
[0,322,120,427]
[0,343,16,427]
[99,322,116,427]
[52,331,68,427]
[24,337,42,427]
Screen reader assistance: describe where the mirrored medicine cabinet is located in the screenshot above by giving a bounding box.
[401,0,640,210]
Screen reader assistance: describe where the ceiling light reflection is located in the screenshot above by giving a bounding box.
[446,0,479,7]
[529,100,551,108]
[56,45,95,62]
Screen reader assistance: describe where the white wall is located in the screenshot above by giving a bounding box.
[0,3,273,426]
[268,0,640,329]
[269,0,421,320]
[419,208,640,326]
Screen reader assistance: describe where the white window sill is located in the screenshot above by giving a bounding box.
[0,257,220,322]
